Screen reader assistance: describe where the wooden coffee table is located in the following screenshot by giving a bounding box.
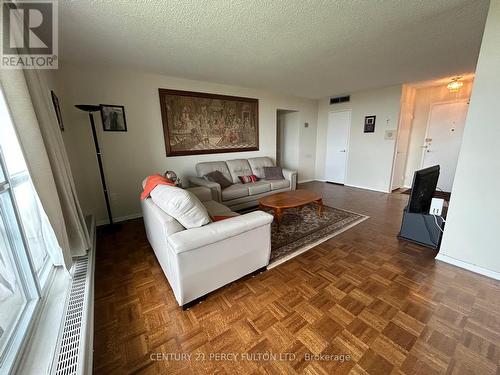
[259,189,323,230]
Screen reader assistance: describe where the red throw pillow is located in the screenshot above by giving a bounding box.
[238,175,258,184]
[212,215,234,222]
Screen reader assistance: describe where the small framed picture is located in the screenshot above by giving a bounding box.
[51,90,64,131]
[100,104,127,132]
[364,115,376,133]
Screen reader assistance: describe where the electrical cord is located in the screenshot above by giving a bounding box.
[432,214,445,233]
[423,214,439,246]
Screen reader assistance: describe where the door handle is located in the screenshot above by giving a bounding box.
[339,149,346,153]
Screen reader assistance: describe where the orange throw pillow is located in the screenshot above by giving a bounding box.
[140,174,175,200]
[212,215,234,222]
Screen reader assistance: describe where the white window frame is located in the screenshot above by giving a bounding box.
[0,92,56,374]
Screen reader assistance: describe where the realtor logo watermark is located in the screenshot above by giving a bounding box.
[1,0,58,69]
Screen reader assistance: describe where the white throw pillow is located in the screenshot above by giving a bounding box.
[150,185,211,228]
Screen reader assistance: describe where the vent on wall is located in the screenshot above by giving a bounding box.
[330,95,350,105]
[52,254,90,375]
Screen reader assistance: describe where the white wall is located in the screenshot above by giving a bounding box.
[52,64,318,223]
[438,0,500,278]
[316,85,402,192]
[403,81,473,187]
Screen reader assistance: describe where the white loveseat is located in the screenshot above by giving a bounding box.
[141,184,273,309]
[188,157,297,210]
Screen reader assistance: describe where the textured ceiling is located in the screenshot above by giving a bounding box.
[59,0,490,99]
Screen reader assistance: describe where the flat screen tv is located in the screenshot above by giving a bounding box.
[407,166,440,213]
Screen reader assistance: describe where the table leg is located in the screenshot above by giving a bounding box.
[275,208,283,230]
[316,198,323,217]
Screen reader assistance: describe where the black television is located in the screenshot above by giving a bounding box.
[407,166,440,213]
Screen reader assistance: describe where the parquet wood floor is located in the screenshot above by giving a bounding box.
[94,182,500,374]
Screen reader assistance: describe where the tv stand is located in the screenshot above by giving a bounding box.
[398,208,445,249]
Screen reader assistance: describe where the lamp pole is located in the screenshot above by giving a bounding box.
[75,105,114,226]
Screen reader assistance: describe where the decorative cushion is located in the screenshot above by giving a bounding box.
[196,161,232,182]
[150,185,211,228]
[238,175,259,184]
[263,166,285,180]
[248,157,274,179]
[204,170,232,189]
[226,159,253,183]
[140,174,175,200]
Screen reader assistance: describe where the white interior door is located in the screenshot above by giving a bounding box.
[324,110,350,184]
[422,101,468,192]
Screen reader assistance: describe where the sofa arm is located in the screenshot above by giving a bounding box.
[186,186,213,202]
[168,211,273,254]
[188,176,221,202]
[282,168,297,190]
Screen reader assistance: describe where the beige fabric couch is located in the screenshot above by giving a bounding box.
[188,157,297,210]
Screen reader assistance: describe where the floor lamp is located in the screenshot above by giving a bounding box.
[75,104,114,227]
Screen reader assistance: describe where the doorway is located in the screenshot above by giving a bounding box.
[421,100,468,192]
[276,109,299,170]
[324,110,351,184]
[391,87,415,190]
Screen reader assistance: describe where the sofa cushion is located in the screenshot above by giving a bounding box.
[150,185,211,228]
[203,200,239,217]
[222,183,249,201]
[248,157,274,179]
[246,181,271,195]
[261,179,290,190]
[226,159,253,183]
[196,161,232,182]
[264,166,285,180]
[204,170,232,189]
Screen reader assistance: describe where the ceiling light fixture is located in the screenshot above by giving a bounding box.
[447,77,463,92]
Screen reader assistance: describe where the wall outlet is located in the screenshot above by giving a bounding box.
[430,198,444,216]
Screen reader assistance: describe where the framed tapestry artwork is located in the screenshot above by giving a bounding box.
[158,89,259,156]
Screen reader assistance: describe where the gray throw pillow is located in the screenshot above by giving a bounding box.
[204,170,232,189]
[264,166,285,180]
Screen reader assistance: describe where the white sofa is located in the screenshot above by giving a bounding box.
[141,184,274,309]
[188,157,297,210]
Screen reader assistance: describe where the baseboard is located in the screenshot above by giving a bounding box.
[96,212,142,226]
[298,179,315,184]
[345,184,390,194]
[299,180,390,193]
[325,181,344,186]
[435,253,500,281]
